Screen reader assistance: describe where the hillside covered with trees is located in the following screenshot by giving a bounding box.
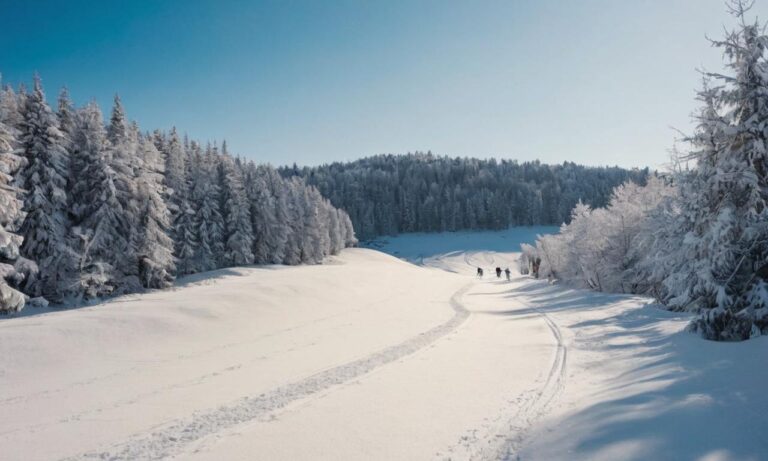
[281,154,648,240]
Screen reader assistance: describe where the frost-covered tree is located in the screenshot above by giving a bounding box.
[299,185,327,263]
[0,114,29,312]
[16,76,73,300]
[528,176,676,293]
[162,128,197,275]
[135,135,175,288]
[57,87,77,150]
[282,178,305,265]
[341,210,357,247]
[244,163,280,264]
[188,143,224,272]
[328,208,344,255]
[0,85,24,130]
[67,102,127,299]
[106,95,142,292]
[657,1,768,340]
[219,152,254,266]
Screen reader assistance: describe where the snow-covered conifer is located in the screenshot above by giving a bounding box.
[163,128,197,275]
[16,75,73,300]
[658,2,768,339]
[0,115,28,312]
[188,143,224,272]
[106,95,142,292]
[67,102,127,299]
[218,151,254,266]
[135,135,175,288]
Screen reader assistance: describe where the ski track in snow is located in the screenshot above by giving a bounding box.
[65,283,473,461]
[431,254,567,461]
[496,296,567,460]
[439,285,567,461]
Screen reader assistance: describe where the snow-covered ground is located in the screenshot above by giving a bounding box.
[1,229,766,460]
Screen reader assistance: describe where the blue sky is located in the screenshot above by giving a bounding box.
[1,0,764,169]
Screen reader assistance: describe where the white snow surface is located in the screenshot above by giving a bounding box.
[1,229,766,460]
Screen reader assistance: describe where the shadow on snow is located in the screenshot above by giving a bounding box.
[498,278,768,460]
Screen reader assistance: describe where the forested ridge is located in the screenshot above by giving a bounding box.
[281,153,648,239]
[0,77,356,314]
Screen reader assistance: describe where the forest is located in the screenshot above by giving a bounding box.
[281,154,648,240]
[0,79,356,313]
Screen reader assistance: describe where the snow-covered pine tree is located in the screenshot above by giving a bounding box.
[135,135,175,288]
[299,185,326,263]
[163,128,197,275]
[218,148,254,266]
[16,75,73,301]
[106,95,142,292]
[57,87,77,151]
[67,102,127,299]
[328,208,344,255]
[341,210,357,247]
[282,178,304,265]
[187,142,224,272]
[244,163,280,264]
[264,165,291,263]
[0,85,24,130]
[0,112,29,313]
[661,1,768,340]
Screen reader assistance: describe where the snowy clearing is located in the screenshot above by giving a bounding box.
[1,231,766,460]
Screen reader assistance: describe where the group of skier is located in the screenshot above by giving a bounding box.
[476,266,510,281]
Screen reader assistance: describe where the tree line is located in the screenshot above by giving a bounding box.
[522,1,768,341]
[280,154,648,240]
[0,77,356,313]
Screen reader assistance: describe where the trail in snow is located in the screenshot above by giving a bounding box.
[177,253,558,461]
[68,284,473,461]
[495,296,568,460]
[421,251,567,461]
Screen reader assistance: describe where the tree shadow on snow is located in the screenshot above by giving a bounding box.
[496,279,768,460]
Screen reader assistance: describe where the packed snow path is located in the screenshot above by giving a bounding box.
[2,246,766,460]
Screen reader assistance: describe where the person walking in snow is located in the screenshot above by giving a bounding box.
[495,267,502,278]
[504,268,511,281]
[477,267,483,278]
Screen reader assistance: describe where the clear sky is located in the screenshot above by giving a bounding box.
[1,0,765,169]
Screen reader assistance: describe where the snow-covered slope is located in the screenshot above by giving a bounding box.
[1,232,766,460]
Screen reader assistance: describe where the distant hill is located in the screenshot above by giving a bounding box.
[281,152,649,239]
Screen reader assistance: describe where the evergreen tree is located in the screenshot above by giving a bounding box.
[16,76,72,300]
[0,115,29,312]
[661,1,768,340]
[106,95,142,292]
[67,102,126,299]
[163,128,197,275]
[135,136,175,288]
[0,85,24,130]
[189,143,224,271]
[219,152,254,266]
[244,163,280,264]
[57,87,76,150]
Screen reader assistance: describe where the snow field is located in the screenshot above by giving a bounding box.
[2,231,766,460]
